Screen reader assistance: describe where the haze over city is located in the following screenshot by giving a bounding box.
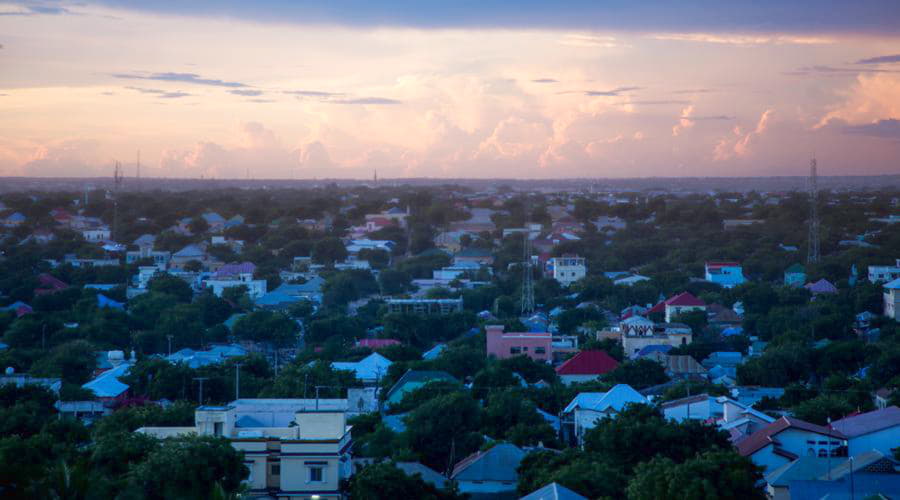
[2,0,900,179]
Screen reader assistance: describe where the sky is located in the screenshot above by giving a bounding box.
[1,1,900,179]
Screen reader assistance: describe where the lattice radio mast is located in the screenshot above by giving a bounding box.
[521,198,535,316]
[113,161,123,242]
[806,157,820,264]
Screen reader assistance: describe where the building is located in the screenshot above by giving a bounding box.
[330,353,392,385]
[704,261,746,288]
[830,406,900,456]
[764,450,900,500]
[546,255,586,287]
[0,369,61,393]
[204,273,267,300]
[647,292,707,323]
[384,370,458,409]
[868,260,900,283]
[884,278,900,319]
[453,247,494,267]
[485,324,552,361]
[606,315,693,358]
[82,227,111,242]
[805,278,838,296]
[784,263,806,287]
[385,297,463,315]
[737,416,847,474]
[521,482,588,500]
[451,443,525,497]
[137,400,353,499]
[561,385,647,445]
[722,219,763,230]
[555,350,619,385]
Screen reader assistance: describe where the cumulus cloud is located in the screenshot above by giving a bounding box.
[114,72,247,88]
[672,105,695,136]
[714,109,774,160]
[816,73,900,128]
[19,139,106,177]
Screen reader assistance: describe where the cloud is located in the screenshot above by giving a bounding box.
[330,97,401,105]
[672,105,694,136]
[229,89,263,96]
[714,109,774,160]
[788,65,899,76]
[125,86,191,98]
[856,54,900,65]
[83,2,900,35]
[627,99,691,105]
[816,74,900,128]
[0,4,72,16]
[651,33,833,45]
[842,118,900,139]
[283,90,344,97]
[114,72,247,88]
[531,78,558,83]
[672,88,714,94]
[583,86,642,97]
[558,34,621,48]
[19,138,106,177]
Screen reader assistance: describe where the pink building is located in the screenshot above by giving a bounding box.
[485,325,552,361]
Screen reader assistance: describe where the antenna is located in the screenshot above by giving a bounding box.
[521,197,535,316]
[113,161,123,242]
[807,157,820,264]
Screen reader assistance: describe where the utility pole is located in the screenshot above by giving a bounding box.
[194,377,209,405]
[234,363,243,401]
[521,195,535,316]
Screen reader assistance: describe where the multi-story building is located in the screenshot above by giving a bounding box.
[204,273,267,300]
[869,260,900,283]
[137,399,353,500]
[485,324,552,361]
[884,278,900,319]
[386,297,463,315]
[705,261,746,288]
[546,255,586,287]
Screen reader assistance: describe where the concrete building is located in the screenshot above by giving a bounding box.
[485,324,552,361]
[385,297,463,315]
[546,255,586,287]
[705,261,746,288]
[869,260,900,283]
[561,385,647,446]
[883,278,900,319]
[204,273,267,300]
[830,406,900,457]
[137,400,353,500]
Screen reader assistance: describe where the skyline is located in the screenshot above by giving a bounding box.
[2,1,900,179]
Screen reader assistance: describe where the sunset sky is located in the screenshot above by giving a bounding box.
[1,1,900,179]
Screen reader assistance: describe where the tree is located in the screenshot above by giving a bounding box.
[347,462,462,500]
[791,394,856,425]
[517,449,626,499]
[378,269,411,295]
[148,274,193,303]
[30,339,97,384]
[482,388,557,446]
[187,216,209,234]
[125,435,248,499]
[232,310,299,347]
[626,450,765,500]
[313,237,348,266]
[604,359,669,390]
[402,391,483,472]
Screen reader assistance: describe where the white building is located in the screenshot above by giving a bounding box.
[830,406,900,457]
[561,384,647,446]
[885,278,900,319]
[869,260,900,283]
[737,416,847,474]
[82,227,111,242]
[205,273,267,299]
[547,255,586,287]
[137,399,353,500]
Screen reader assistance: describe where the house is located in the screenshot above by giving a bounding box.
[346,239,395,256]
[0,300,33,317]
[608,315,693,358]
[214,261,256,279]
[330,353,392,385]
[663,355,708,380]
[765,450,900,500]
[555,350,619,385]
[784,263,806,287]
[722,219,763,230]
[137,401,353,500]
[647,292,706,323]
[702,351,744,379]
[561,384,647,445]
[830,406,900,456]
[82,227,111,242]
[171,244,207,267]
[422,344,446,360]
[868,260,900,283]
[614,274,650,286]
[453,247,494,267]
[204,272,267,300]
[126,234,171,266]
[201,211,227,232]
[355,338,401,349]
[451,443,525,497]
[705,261,746,288]
[736,416,847,474]
[386,297,463,315]
[884,278,900,319]
[661,394,723,422]
[82,351,135,401]
[34,273,69,295]
[874,388,896,409]
[520,482,588,500]
[486,324,552,361]
[805,278,838,296]
[546,255,586,287]
[1,212,26,227]
[384,370,458,408]
[0,369,61,393]
[592,216,626,232]
[165,344,247,369]
[393,462,448,490]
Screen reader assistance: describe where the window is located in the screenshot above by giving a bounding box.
[213,422,223,436]
[535,347,546,354]
[271,464,281,475]
[510,347,522,354]
[522,346,529,352]
[309,466,324,483]
[818,449,828,457]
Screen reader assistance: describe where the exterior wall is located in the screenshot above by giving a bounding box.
[885,290,898,319]
[665,304,704,323]
[868,263,900,283]
[457,480,517,496]
[749,445,791,475]
[231,440,270,494]
[560,374,600,386]
[486,326,552,361]
[623,334,690,357]
[549,257,586,287]
[847,427,900,456]
[207,276,267,299]
[705,266,745,288]
[784,272,806,287]
[663,399,720,422]
[574,409,614,445]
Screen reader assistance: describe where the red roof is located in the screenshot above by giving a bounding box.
[665,291,705,307]
[706,261,740,270]
[736,416,846,457]
[555,350,619,376]
[357,338,401,349]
